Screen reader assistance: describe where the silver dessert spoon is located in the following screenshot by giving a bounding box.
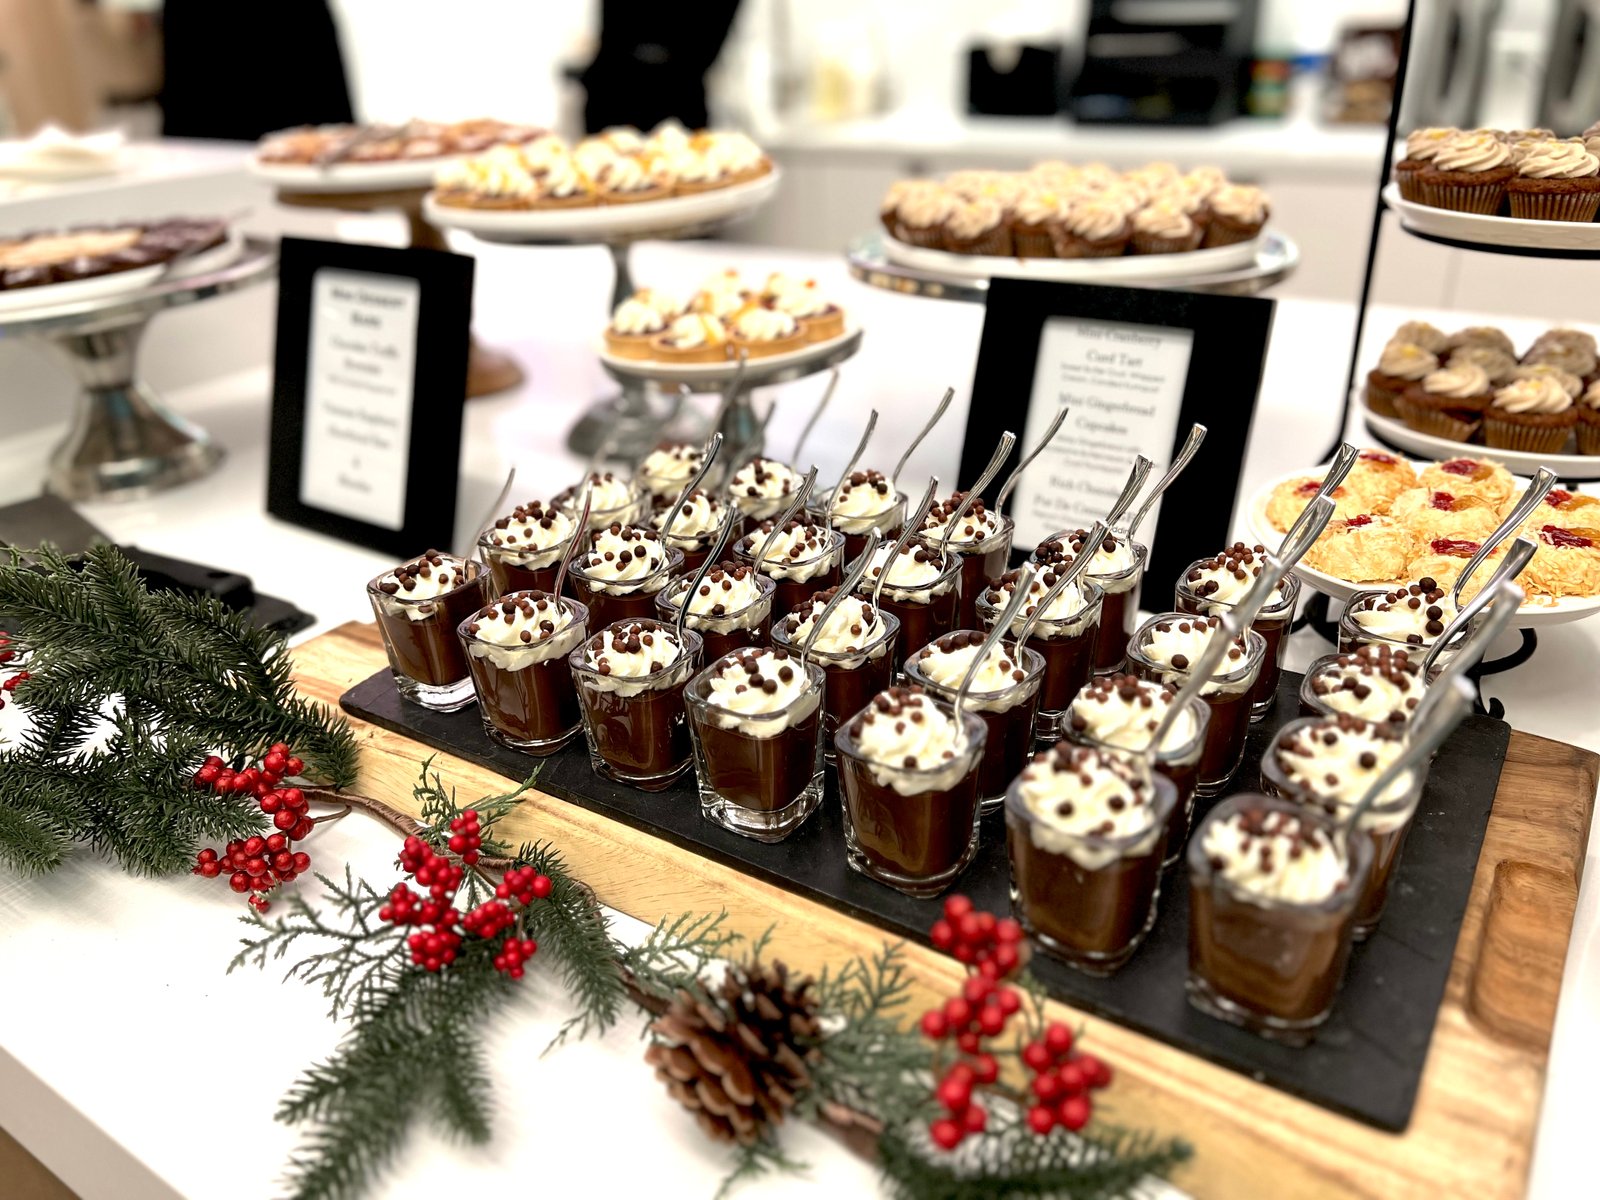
[1282,443,1360,546]
[1343,675,1473,842]
[551,488,594,600]
[953,565,1035,753]
[1103,455,1154,530]
[660,432,725,545]
[750,465,820,571]
[1422,537,1535,676]
[459,466,516,562]
[792,367,841,465]
[868,476,940,612]
[890,386,955,495]
[800,528,882,668]
[937,431,1017,552]
[1453,467,1556,607]
[1414,578,1524,724]
[1011,520,1109,653]
[1122,424,1207,543]
[825,409,880,525]
[995,405,1070,518]
[673,505,741,647]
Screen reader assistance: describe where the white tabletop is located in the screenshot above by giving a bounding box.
[0,234,1593,1199]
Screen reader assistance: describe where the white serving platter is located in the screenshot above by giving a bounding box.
[879,227,1263,282]
[1362,403,1600,481]
[248,155,468,193]
[0,230,243,319]
[598,323,861,387]
[1383,182,1600,254]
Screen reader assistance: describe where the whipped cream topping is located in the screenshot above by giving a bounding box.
[780,589,889,659]
[1067,673,1201,755]
[739,520,839,580]
[1274,715,1415,815]
[1016,744,1164,865]
[846,686,972,795]
[1132,198,1195,239]
[911,630,1035,708]
[983,565,1094,632]
[1208,183,1267,224]
[374,552,473,620]
[919,492,1002,547]
[575,524,672,590]
[654,489,724,544]
[1377,341,1438,380]
[1035,529,1141,588]
[1446,326,1515,356]
[859,541,954,600]
[1137,614,1254,695]
[1350,578,1459,645]
[661,312,727,349]
[464,591,579,668]
[699,647,817,735]
[727,457,800,518]
[564,472,640,523]
[1014,188,1067,225]
[825,469,901,530]
[896,183,953,229]
[946,196,1003,240]
[1521,343,1595,380]
[611,297,665,336]
[731,303,798,342]
[669,561,764,621]
[1201,806,1350,905]
[580,621,684,689]
[772,279,832,318]
[482,500,575,568]
[1586,380,1600,410]
[1493,376,1572,415]
[1422,362,1490,399]
[1180,543,1287,612]
[631,288,685,321]
[1390,320,1449,353]
[1305,646,1424,725]
[636,442,704,490]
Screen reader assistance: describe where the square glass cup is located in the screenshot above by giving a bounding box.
[939,513,1015,629]
[732,526,846,617]
[1337,589,1458,667]
[1298,651,1427,727]
[567,545,684,630]
[568,621,703,791]
[811,492,908,562]
[835,702,987,898]
[858,548,963,674]
[1062,692,1210,867]
[476,528,576,600]
[976,581,1104,741]
[654,571,776,661]
[367,563,487,711]
[1032,535,1148,674]
[554,479,648,533]
[1259,716,1425,938]
[1126,616,1266,795]
[458,595,588,754]
[902,640,1045,810]
[1186,794,1373,1044]
[1005,771,1177,975]
[686,655,826,842]
[1174,569,1301,720]
[770,609,900,755]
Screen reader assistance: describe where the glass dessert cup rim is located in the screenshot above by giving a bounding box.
[656,569,777,626]
[1337,589,1459,656]
[1186,792,1375,915]
[1031,531,1148,585]
[833,701,988,779]
[567,543,685,592]
[1065,687,1211,763]
[1127,613,1269,687]
[807,489,908,530]
[475,526,576,562]
[365,558,482,606]
[685,653,826,726]
[975,574,1105,632]
[733,525,846,571]
[1299,651,1426,719]
[1260,716,1423,821]
[1175,566,1302,619]
[566,619,703,687]
[456,592,587,648]
[771,607,901,664]
[855,544,963,601]
[927,510,1015,554]
[902,637,1046,706]
[1004,767,1178,858]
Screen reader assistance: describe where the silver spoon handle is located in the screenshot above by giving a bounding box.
[1012,520,1108,651]
[825,409,879,523]
[1454,467,1557,605]
[551,488,594,600]
[891,386,955,491]
[995,405,1069,516]
[461,466,516,561]
[1123,424,1207,542]
[1423,537,1534,675]
[792,368,840,465]
[870,476,940,612]
[800,529,882,667]
[1278,444,1360,549]
[1346,675,1473,837]
[938,431,1016,551]
[750,465,819,569]
[955,565,1035,749]
[673,506,741,646]
[1103,456,1154,529]
[660,432,724,542]
[1416,577,1524,718]
[1276,494,1337,572]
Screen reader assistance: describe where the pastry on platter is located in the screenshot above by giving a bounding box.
[1302,515,1412,582]
[1405,538,1501,598]
[1341,450,1419,513]
[651,313,729,363]
[0,218,227,291]
[765,274,845,342]
[728,302,806,358]
[603,296,667,360]
[1416,457,1516,510]
[602,271,846,364]
[256,118,543,165]
[1264,475,1362,532]
[1365,342,1437,418]
[1521,525,1600,598]
[1395,362,1493,443]
[1388,488,1501,549]
[1524,487,1600,530]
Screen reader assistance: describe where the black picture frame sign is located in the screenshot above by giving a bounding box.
[267,236,474,558]
[959,278,1274,592]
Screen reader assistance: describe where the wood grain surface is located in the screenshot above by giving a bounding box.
[292,622,1598,1200]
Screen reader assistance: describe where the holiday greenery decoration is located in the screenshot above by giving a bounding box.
[0,544,357,877]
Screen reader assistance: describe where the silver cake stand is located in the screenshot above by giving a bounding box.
[0,237,277,501]
[844,230,1299,302]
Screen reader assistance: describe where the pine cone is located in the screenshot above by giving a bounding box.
[644,960,823,1145]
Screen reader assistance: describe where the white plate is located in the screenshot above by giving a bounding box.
[248,155,466,193]
[1361,403,1600,481]
[0,229,243,318]
[1383,182,1600,254]
[879,228,1263,282]
[421,170,780,242]
[598,323,861,385]
[1244,464,1600,625]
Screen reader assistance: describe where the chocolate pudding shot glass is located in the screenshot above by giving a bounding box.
[567,524,684,630]
[835,685,987,898]
[1005,744,1177,975]
[1300,645,1426,725]
[655,561,776,660]
[1127,613,1265,796]
[686,647,825,841]
[1338,578,1458,661]
[815,469,907,561]
[904,630,1044,810]
[733,518,845,615]
[477,500,578,598]
[368,552,487,711]
[653,489,729,574]
[976,566,1104,740]
[458,591,588,754]
[772,588,900,753]
[1175,543,1301,720]
[1261,714,1423,938]
[569,619,703,791]
[725,456,803,534]
[854,540,962,672]
[1064,674,1210,866]
[1033,529,1147,673]
[1187,795,1371,1044]
[918,492,1014,629]
[555,471,647,533]
[635,442,705,511]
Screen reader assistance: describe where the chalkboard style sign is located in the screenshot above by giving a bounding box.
[267,237,474,557]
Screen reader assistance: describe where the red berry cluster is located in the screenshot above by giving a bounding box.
[1020,1022,1113,1135]
[929,894,1028,980]
[0,632,28,711]
[191,743,312,913]
[378,817,552,980]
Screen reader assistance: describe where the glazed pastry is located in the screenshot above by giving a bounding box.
[1405,536,1501,598]
[1264,475,1363,532]
[1388,487,1501,549]
[1417,456,1516,509]
[1527,487,1600,530]
[1302,515,1412,583]
[1341,450,1419,513]
[1521,524,1600,598]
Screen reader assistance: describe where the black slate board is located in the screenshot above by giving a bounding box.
[342,667,1510,1132]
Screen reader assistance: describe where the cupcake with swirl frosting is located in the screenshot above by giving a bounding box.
[1417,133,1514,213]
[1202,184,1269,247]
[1484,376,1577,453]
[1396,361,1493,442]
[1506,140,1600,222]
[1394,127,1459,201]
[1580,380,1600,456]
[1130,198,1203,255]
[1011,188,1068,257]
[1365,341,1438,417]
[1049,197,1132,258]
[942,195,1011,256]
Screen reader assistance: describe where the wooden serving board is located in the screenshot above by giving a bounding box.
[291,622,1597,1200]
